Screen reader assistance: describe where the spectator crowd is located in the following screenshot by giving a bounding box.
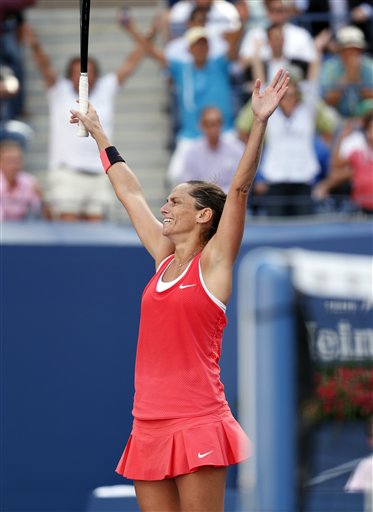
[1,0,372,222]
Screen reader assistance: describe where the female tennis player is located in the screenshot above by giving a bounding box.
[70,69,289,512]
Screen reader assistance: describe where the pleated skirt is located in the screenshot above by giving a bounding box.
[115,404,251,481]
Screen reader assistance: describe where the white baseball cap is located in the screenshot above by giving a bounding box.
[185,27,208,47]
[336,25,366,50]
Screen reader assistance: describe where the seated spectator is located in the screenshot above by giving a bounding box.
[320,26,373,119]
[178,106,245,191]
[168,0,241,39]
[314,109,373,214]
[296,1,373,54]
[0,0,36,120]
[249,22,332,93]
[164,6,229,62]
[238,0,316,95]
[124,21,240,186]
[253,22,298,82]
[138,0,240,47]
[0,139,42,221]
[0,117,34,148]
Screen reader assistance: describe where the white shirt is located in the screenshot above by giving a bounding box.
[261,81,320,183]
[242,0,267,28]
[169,0,241,36]
[345,455,373,492]
[47,73,118,173]
[239,22,316,62]
[266,57,291,82]
[181,136,245,193]
[339,131,369,160]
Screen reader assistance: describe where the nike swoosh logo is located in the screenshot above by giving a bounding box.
[198,450,213,459]
[179,284,197,289]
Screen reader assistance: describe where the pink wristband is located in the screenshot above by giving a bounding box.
[100,146,125,173]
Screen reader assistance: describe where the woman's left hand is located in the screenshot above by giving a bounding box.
[251,69,289,122]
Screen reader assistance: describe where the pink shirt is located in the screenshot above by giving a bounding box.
[133,253,228,420]
[0,171,41,221]
[348,148,373,210]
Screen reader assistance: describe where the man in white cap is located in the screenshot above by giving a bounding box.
[320,25,373,118]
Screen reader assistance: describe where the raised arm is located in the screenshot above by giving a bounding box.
[22,23,57,88]
[224,25,244,61]
[250,39,266,84]
[121,18,167,68]
[115,17,157,85]
[70,103,174,262]
[216,71,288,257]
[200,70,288,305]
[115,43,146,86]
[307,29,332,82]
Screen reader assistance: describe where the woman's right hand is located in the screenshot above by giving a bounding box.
[70,102,110,148]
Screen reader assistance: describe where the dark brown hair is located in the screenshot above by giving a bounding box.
[65,56,100,79]
[189,6,208,23]
[187,180,226,245]
[266,22,283,37]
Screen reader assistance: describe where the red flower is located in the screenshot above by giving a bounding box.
[310,366,373,421]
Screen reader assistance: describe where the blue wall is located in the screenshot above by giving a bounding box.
[2,244,152,511]
[2,220,372,512]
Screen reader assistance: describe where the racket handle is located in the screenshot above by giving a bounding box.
[77,73,89,137]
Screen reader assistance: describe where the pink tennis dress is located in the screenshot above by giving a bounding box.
[116,253,250,480]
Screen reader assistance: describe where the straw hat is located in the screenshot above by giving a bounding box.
[336,25,366,50]
[185,27,208,47]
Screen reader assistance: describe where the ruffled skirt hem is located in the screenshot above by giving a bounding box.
[115,407,251,481]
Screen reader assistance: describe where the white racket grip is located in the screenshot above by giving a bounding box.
[77,73,89,137]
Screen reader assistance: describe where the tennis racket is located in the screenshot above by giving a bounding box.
[78,0,91,137]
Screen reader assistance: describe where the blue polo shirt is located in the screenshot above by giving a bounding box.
[320,54,373,118]
[168,55,234,139]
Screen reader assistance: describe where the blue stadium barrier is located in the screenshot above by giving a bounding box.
[237,250,297,511]
[237,247,372,512]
